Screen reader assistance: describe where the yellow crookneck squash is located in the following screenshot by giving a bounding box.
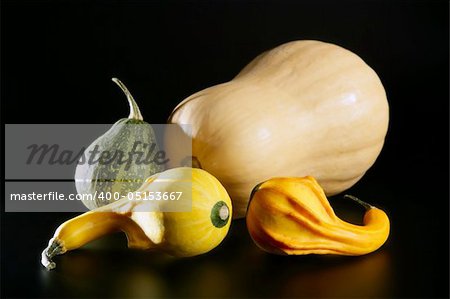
[168,40,389,218]
[41,168,232,270]
[246,176,390,256]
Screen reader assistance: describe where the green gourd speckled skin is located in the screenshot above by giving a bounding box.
[75,78,164,210]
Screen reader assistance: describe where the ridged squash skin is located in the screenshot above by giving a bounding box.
[75,118,164,210]
[75,78,164,210]
[246,176,390,255]
[168,40,389,218]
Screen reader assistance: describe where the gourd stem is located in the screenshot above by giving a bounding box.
[191,156,202,169]
[41,237,65,270]
[112,78,143,121]
[344,194,373,210]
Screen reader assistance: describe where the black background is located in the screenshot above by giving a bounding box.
[1,0,449,298]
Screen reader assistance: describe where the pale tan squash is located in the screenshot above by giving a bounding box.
[168,40,389,218]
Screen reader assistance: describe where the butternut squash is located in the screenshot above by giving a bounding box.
[246,176,390,255]
[167,40,389,218]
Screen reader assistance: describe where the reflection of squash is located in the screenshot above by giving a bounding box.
[246,176,390,255]
[42,168,232,270]
[168,40,389,218]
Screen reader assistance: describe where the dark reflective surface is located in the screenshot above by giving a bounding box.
[2,182,448,298]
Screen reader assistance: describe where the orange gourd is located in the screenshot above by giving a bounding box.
[246,176,389,255]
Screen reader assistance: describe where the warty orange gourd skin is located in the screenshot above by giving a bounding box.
[246,176,390,255]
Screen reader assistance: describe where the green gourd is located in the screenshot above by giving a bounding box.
[75,78,164,210]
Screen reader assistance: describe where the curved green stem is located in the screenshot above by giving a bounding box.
[343,194,373,210]
[112,78,143,121]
